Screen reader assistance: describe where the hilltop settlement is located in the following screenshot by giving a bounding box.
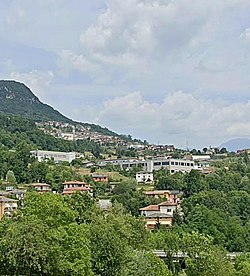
[1,81,250,275]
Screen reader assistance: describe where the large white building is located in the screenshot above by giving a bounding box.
[31,150,76,163]
[98,157,195,174]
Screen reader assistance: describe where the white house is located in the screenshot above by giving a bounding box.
[136,171,154,183]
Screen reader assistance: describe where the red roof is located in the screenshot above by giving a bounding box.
[31,183,50,187]
[145,190,171,195]
[62,187,91,195]
[139,205,159,211]
[63,181,86,185]
[158,201,178,206]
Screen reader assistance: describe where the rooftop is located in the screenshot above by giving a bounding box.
[158,201,178,206]
[31,183,50,187]
[63,181,86,185]
[0,196,18,203]
[139,205,159,211]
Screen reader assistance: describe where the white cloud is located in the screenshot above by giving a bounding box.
[94,91,250,148]
[59,0,250,84]
[9,70,54,102]
[2,1,250,147]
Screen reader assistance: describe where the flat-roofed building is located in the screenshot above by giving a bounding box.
[98,158,195,174]
[136,171,154,183]
[31,150,76,163]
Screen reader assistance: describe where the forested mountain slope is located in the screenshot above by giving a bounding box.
[0,80,70,122]
[0,114,101,156]
[0,80,124,138]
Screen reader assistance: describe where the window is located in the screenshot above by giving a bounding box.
[162,161,169,165]
[154,162,161,166]
[175,162,179,165]
[181,162,184,166]
[167,209,172,213]
[171,162,174,165]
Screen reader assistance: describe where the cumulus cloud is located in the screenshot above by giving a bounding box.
[2,1,250,147]
[9,70,54,102]
[59,0,250,86]
[94,91,250,148]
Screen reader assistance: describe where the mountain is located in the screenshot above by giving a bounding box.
[0,80,129,140]
[0,80,70,122]
[220,138,250,152]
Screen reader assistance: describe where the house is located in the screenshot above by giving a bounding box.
[136,171,154,183]
[144,190,180,203]
[62,181,92,195]
[30,150,76,163]
[139,201,179,229]
[0,196,18,220]
[31,183,51,193]
[92,174,108,182]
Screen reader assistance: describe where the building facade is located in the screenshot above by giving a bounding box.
[99,157,195,174]
[31,150,76,163]
[136,171,154,183]
[62,181,92,195]
[0,196,18,220]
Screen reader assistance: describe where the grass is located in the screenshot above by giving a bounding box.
[77,168,131,182]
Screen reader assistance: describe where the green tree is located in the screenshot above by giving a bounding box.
[123,250,172,276]
[5,170,17,185]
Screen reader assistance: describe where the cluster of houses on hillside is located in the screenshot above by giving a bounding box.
[0,184,182,230]
[36,121,128,146]
[0,170,113,220]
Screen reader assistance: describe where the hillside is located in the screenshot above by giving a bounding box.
[0,80,70,122]
[0,80,127,139]
[0,114,101,157]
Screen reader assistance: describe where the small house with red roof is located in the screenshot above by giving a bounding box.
[139,201,180,229]
[62,181,92,196]
[91,174,108,183]
[31,183,51,193]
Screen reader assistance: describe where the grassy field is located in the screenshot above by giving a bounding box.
[77,168,131,182]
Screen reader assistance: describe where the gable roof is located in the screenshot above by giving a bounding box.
[139,205,159,211]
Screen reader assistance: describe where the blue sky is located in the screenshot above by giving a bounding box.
[1,0,250,148]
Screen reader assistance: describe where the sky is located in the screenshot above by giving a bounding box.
[1,0,250,149]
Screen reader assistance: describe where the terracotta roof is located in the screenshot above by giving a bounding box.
[63,181,86,185]
[62,187,91,195]
[139,205,159,211]
[145,190,171,195]
[158,201,178,206]
[31,183,50,187]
